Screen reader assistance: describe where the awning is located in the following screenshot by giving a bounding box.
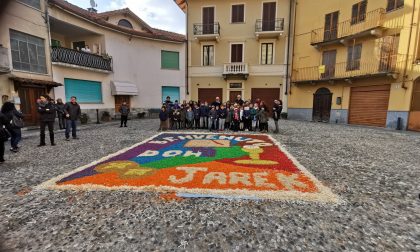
[10,76,63,87]
[111,81,138,96]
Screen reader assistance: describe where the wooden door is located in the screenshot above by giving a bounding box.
[115,95,130,112]
[322,50,337,79]
[251,88,281,111]
[348,85,390,127]
[231,44,243,63]
[324,11,339,41]
[262,2,276,31]
[202,7,214,34]
[312,88,332,122]
[198,88,223,104]
[230,91,242,103]
[18,86,46,125]
[408,80,420,131]
[379,36,399,72]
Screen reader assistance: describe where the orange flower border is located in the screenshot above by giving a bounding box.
[36,132,342,204]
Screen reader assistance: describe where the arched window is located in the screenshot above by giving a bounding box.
[118,19,133,29]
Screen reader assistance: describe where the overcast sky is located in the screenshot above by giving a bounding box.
[67,0,186,34]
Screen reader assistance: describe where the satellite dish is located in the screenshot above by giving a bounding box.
[90,0,97,8]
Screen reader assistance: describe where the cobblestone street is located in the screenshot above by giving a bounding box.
[0,119,419,251]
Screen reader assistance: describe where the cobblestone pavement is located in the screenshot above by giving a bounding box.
[0,119,419,251]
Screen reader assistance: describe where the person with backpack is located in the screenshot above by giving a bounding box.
[1,101,23,152]
[64,96,81,141]
[37,94,56,146]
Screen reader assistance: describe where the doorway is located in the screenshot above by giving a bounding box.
[115,95,130,112]
[408,79,420,131]
[18,86,46,125]
[313,88,332,122]
[262,2,276,31]
[229,91,242,103]
[202,7,215,34]
[324,11,339,41]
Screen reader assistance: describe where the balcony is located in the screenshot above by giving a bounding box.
[193,23,220,41]
[51,47,112,72]
[255,18,285,39]
[223,63,249,80]
[311,8,386,48]
[292,54,405,83]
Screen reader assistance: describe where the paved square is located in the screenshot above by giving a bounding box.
[39,133,340,203]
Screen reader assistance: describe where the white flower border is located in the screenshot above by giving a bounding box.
[36,131,342,204]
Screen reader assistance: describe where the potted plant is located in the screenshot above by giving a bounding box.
[80,113,89,124]
[281,112,288,119]
[101,111,111,122]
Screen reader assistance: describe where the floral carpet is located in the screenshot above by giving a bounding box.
[38,133,339,203]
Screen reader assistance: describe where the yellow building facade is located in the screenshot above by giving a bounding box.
[177,0,291,110]
[288,0,420,131]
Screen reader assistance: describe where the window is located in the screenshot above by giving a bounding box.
[161,51,179,69]
[118,19,133,29]
[18,0,40,9]
[261,43,273,65]
[347,44,362,71]
[232,4,245,23]
[231,44,243,63]
[65,78,102,103]
[386,0,404,12]
[10,29,47,74]
[351,0,367,25]
[203,45,214,66]
[229,83,242,89]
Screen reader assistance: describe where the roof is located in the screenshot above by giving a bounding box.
[96,8,154,33]
[174,0,187,12]
[10,77,63,87]
[48,0,186,43]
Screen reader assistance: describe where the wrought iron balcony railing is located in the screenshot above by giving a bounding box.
[311,8,385,45]
[292,54,405,82]
[51,47,112,71]
[255,18,285,32]
[193,23,220,36]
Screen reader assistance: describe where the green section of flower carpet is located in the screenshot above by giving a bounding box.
[140,146,247,169]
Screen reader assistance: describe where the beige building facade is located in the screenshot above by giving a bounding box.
[176,0,291,110]
[1,0,186,125]
[288,0,420,131]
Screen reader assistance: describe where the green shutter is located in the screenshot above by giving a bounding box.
[161,51,179,69]
[64,78,103,103]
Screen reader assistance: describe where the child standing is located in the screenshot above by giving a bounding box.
[258,107,269,133]
[180,105,186,129]
[186,106,194,129]
[250,103,257,131]
[208,105,218,131]
[232,105,240,132]
[159,106,168,131]
[218,105,227,131]
[225,105,232,131]
[199,102,208,129]
[242,103,252,131]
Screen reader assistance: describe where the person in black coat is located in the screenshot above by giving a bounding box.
[56,98,66,130]
[37,94,56,146]
[1,101,23,152]
[0,112,12,163]
[64,96,81,140]
[272,99,283,134]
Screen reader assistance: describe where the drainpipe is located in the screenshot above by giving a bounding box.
[44,0,55,95]
[401,0,417,89]
[286,0,297,96]
[285,0,293,96]
[185,0,189,97]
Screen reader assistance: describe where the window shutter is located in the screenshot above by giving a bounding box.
[360,1,367,21]
[387,0,395,11]
[347,46,354,70]
[238,5,244,22]
[351,4,359,24]
[65,79,103,103]
[397,0,404,8]
[161,51,179,69]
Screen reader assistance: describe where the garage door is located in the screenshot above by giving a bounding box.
[349,85,390,127]
[251,88,280,111]
[198,88,223,104]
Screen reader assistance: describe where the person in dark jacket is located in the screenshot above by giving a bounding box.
[208,105,218,131]
[64,96,81,141]
[119,102,130,127]
[158,106,168,131]
[1,101,23,152]
[272,99,283,133]
[199,102,208,129]
[0,112,12,163]
[193,104,200,129]
[56,98,66,130]
[217,104,227,131]
[37,95,56,146]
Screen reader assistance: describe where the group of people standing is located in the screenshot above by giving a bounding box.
[0,95,81,164]
[159,95,283,133]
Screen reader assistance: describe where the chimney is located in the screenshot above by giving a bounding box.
[87,7,97,13]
